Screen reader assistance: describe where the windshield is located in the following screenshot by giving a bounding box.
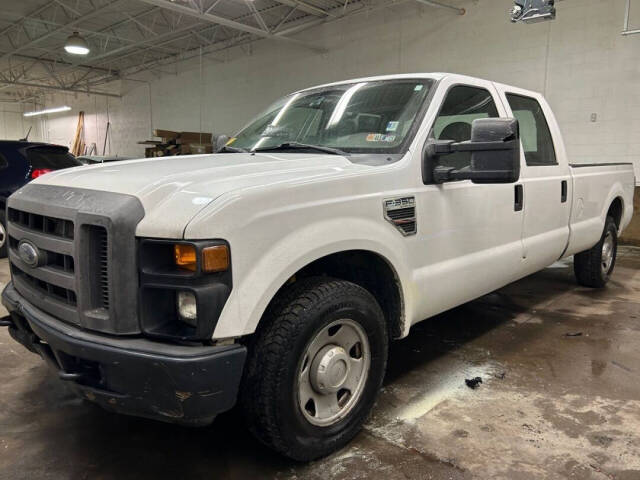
[230,79,434,154]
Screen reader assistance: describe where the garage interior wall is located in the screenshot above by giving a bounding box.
[10,0,640,179]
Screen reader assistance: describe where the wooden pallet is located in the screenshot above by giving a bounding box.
[140,129,213,157]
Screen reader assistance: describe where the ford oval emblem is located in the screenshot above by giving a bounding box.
[18,240,40,268]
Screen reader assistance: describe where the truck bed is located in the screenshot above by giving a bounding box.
[566,162,635,256]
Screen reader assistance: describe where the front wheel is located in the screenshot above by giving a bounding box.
[574,216,618,288]
[240,277,388,461]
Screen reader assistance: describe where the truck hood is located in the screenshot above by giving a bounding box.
[36,152,364,238]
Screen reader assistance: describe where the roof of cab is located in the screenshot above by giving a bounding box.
[295,73,447,93]
[294,73,543,98]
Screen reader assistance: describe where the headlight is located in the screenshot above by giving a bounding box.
[177,291,197,327]
[139,239,232,341]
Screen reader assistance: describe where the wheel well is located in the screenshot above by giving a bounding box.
[291,250,405,339]
[607,197,623,230]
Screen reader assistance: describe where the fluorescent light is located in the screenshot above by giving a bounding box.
[64,32,90,55]
[23,106,72,117]
[65,45,89,55]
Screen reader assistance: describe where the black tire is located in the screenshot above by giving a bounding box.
[0,210,7,259]
[240,277,388,461]
[574,216,618,288]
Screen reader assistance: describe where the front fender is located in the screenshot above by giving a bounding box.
[211,217,413,339]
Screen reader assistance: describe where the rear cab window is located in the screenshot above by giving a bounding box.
[25,146,81,170]
[505,94,557,166]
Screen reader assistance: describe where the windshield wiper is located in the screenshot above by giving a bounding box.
[218,145,249,153]
[253,142,347,156]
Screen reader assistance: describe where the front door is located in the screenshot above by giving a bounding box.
[411,78,526,322]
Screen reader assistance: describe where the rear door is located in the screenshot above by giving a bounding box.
[496,86,571,271]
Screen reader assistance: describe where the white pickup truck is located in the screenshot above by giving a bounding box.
[2,73,635,461]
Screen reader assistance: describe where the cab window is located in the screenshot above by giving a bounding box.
[506,94,557,166]
[431,85,499,170]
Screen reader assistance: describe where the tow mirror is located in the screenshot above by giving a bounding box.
[422,118,521,184]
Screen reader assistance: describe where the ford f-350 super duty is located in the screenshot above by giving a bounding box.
[1,73,635,461]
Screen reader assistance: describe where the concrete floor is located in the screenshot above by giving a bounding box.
[1,248,639,480]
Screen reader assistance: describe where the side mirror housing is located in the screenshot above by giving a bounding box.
[423,118,521,184]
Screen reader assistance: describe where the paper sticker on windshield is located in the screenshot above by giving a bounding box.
[366,133,396,142]
[414,84,423,91]
[386,121,399,132]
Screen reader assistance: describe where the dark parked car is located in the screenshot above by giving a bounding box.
[0,141,81,257]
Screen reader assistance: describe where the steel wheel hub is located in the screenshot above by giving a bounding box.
[601,231,614,274]
[297,319,371,427]
[310,345,350,394]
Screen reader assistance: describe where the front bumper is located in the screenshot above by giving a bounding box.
[1,282,246,426]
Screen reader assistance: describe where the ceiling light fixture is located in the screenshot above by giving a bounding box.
[64,31,90,55]
[23,106,72,117]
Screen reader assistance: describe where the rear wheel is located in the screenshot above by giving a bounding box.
[0,210,7,258]
[574,216,618,288]
[240,277,388,461]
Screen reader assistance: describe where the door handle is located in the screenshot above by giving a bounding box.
[514,184,523,212]
[561,180,568,203]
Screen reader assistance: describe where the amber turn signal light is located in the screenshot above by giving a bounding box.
[174,244,229,273]
[174,244,197,271]
[202,245,229,273]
